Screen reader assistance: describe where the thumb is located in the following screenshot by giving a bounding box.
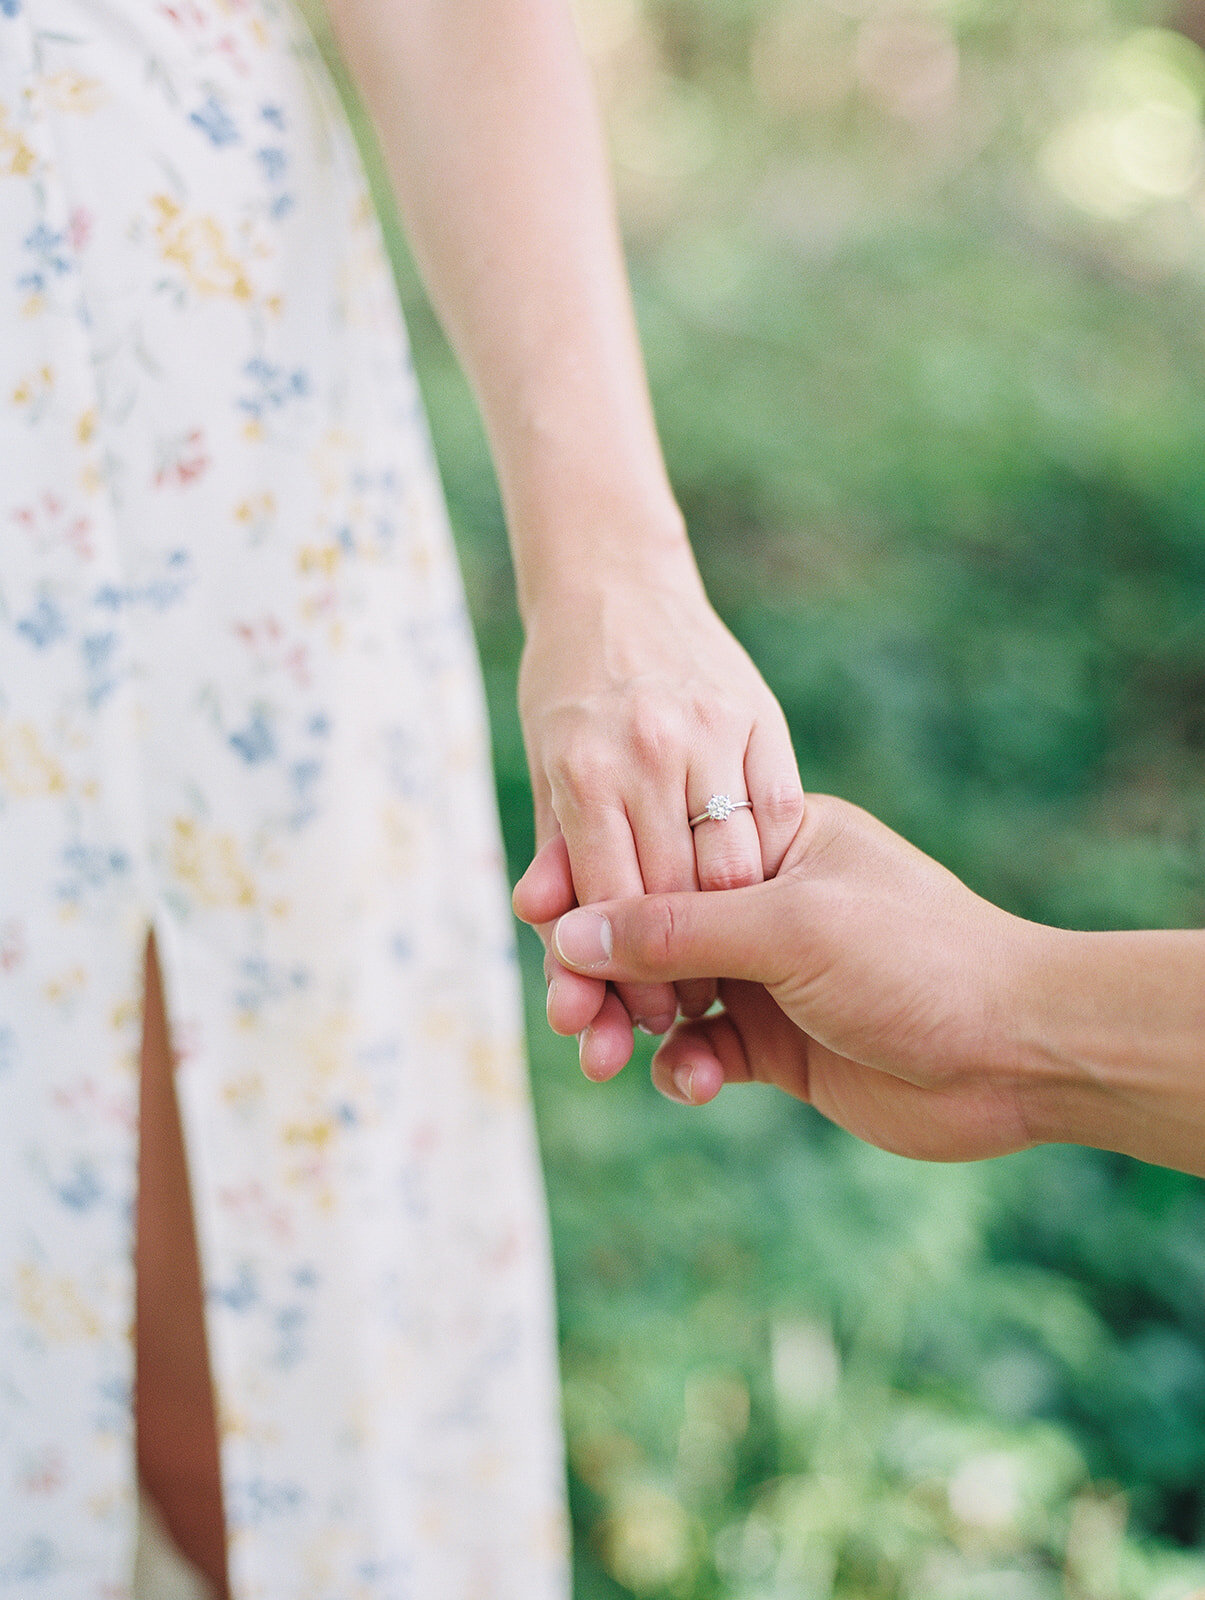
[552,879,789,988]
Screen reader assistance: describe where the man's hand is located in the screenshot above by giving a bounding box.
[520,794,1036,1162]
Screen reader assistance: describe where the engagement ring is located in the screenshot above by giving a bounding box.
[689,793,753,828]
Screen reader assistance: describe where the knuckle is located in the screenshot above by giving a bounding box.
[756,779,807,826]
[549,736,614,804]
[694,695,740,739]
[632,897,676,972]
[626,702,682,767]
[699,852,760,892]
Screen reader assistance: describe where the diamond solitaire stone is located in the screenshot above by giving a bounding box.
[689,793,752,827]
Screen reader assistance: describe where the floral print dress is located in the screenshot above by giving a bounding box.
[0,1,569,1596]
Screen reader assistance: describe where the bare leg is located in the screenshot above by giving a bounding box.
[135,932,231,1599]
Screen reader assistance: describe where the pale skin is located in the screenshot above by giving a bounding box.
[514,795,1205,1178]
[137,0,801,1588]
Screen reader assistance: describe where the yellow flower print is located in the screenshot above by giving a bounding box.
[17,1264,101,1342]
[168,817,256,908]
[221,1070,265,1111]
[152,194,253,301]
[469,1037,526,1103]
[304,1010,351,1081]
[11,363,54,422]
[44,966,86,1005]
[109,993,141,1035]
[298,542,342,581]
[283,1119,336,1152]
[234,491,276,544]
[234,490,279,550]
[0,720,68,799]
[310,427,356,501]
[0,105,36,178]
[39,73,107,116]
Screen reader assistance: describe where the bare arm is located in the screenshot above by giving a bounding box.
[322,0,805,1072]
[1013,927,1205,1176]
[320,0,685,613]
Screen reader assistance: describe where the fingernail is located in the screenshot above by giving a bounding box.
[671,1063,696,1104]
[554,910,612,970]
[546,979,559,1018]
[636,1013,676,1037]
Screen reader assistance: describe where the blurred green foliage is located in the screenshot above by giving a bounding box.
[311,0,1205,1592]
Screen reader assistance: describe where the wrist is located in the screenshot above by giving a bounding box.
[513,496,705,627]
[1002,922,1105,1151]
[1004,923,1205,1173]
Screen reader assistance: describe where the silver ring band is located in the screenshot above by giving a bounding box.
[689,793,754,828]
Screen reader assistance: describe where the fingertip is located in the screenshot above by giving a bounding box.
[578,1027,628,1082]
[653,1038,724,1106]
[681,1052,725,1104]
[514,834,577,926]
[578,991,635,1081]
[511,873,533,923]
[546,966,607,1037]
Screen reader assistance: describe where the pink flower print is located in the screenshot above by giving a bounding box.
[20,1451,65,1497]
[0,920,25,972]
[154,428,210,488]
[66,207,92,252]
[214,32,252,76]
[157,0,206,30]
[12,493,94,559]
[232,615,312,688]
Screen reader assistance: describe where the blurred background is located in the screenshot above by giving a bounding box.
[319,0,1205,1594]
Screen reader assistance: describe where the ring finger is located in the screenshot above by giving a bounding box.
[682,778,764,1015]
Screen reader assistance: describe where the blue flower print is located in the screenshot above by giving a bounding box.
[55,1161,104,1212]
[272,1303,307,1370]
[229,707,276,764]
[55,842,132,909]
[233,956,309,1020]
[189,94,239,148]
[288,758,322,828]
[256,146,294,218]
[81,631,120,708]
[0,0,23,17]
[228,1478,305,1523]
[257,147,287,183]
[211,1263,260,1313]
[93,549,192,612]
[260,103,286,130]
[16,596,68,650]
[238,357,310,421]
[17,224,72,294]
[3,1538,56,1582]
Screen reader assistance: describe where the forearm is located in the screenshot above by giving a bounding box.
[320,0,696,619]
[1014,927,1205,1175]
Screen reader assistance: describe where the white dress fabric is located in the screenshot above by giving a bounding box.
[0,1,569,1595]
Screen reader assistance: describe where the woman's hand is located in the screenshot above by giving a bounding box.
[323,0,804,1059]
[515,550,804,1079]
